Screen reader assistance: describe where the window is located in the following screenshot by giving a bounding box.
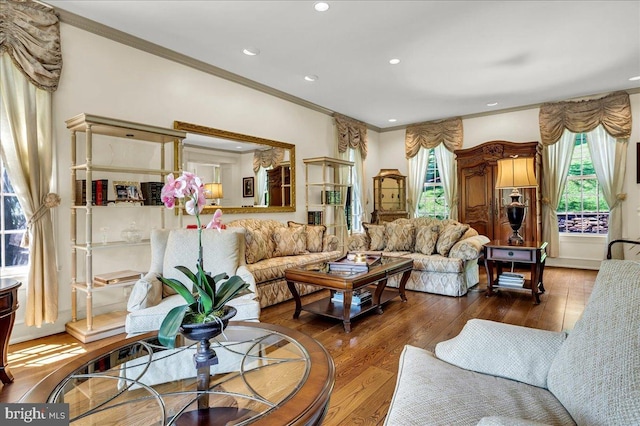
[557,133,608,234]
[417,148,448,219]
[1,162,28,271]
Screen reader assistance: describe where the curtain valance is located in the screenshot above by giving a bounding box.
[335,114,368,159]
[253,147,284,172]
[0,0,61,91]
[405,117,463,158]
[539,91,631,146]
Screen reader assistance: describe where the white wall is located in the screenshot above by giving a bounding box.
[10,22,639,343]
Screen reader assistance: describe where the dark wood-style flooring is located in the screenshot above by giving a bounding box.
[1,267,597,424]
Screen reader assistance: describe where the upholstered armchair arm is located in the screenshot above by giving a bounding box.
[449,234,490,260]
[347,233,369,252]
[477,417,553,426]
[323,234,339,252]
[235,265,257,296]
[435,319,567,388]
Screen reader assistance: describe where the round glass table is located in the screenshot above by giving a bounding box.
[20,322,335,425]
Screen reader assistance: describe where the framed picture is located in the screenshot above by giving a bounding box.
[637,142,640,184]
[243,177,254,198]
[113,181,143,201]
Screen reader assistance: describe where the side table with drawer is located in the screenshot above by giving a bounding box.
[483,240,547,304]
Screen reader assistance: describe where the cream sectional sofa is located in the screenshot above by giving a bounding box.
[225,218,342,307]
[348,218,489,297]
[384,259,640,425]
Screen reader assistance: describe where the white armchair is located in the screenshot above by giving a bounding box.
[125,227,260,336]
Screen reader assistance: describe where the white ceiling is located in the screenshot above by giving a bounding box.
[46,0,640,130]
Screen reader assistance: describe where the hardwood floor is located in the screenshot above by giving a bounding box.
[0,267,597,425]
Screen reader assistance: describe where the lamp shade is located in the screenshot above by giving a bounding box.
[204,182,224,199]
[495,157,537,189]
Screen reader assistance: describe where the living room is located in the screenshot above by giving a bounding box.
[1,1,639,424]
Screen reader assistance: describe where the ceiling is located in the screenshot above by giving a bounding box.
[45,1,640,131]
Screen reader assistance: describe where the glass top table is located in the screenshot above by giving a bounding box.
[20,322,335,426]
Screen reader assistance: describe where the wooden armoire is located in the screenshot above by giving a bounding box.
[455,141,542,243]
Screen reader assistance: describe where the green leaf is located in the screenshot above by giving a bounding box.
[158,304,188,348]
[192,265,213,314]
[175,265,197,284]
[158,276,196,305]
[212,275,251,311]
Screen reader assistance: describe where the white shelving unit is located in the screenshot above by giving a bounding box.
[303,157,354,253]
[66,113,185,342]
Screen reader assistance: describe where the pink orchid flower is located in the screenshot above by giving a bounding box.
[205,209,223,232]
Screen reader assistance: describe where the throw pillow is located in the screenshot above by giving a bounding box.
[272,226,307,256]
[243,226,273,264]
[127,276,162,311]
[384,222,415,252]
[287,221,326,253]
[363,223,386,251]
[415,225,440,255]
[436,222,470,257]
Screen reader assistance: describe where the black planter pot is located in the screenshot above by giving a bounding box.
[179,305,237,368]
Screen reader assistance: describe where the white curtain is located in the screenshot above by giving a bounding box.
[255,166,268,206]
[338,148,365,231]
[0,53,58,326]
[585,125,627,259]
[407,149,429,217]
[541,130,575,258]
[433,143,457,220]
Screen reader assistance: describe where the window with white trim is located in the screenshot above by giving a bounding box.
[1,161,28,272]
[557,133,608,234]
[417,148,448,219]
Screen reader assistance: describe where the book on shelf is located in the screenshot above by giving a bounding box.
[497,274,525,288]
[328,254,382,272]
[75,179,108,206]
[307,211,323,225]
[331,289,372,306]
[140,181,164,206]
[93,270,142,286]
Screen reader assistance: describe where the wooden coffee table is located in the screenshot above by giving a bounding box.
[285,256,413,332]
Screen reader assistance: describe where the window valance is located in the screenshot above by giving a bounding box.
[335,114,367,159]
[253,147,284,172]
[0,0,62,91]
[405,117,463,158]
[539,91,631,146]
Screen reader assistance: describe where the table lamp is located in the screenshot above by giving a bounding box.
[204,182,223,205]
[495,156,537,245]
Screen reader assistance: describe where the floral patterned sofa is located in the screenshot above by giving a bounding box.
[226,218,342,307]
[348,218,489,297]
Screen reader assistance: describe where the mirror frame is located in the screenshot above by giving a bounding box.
[173,121,296,214]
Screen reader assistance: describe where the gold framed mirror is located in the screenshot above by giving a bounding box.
[173,121,295,214]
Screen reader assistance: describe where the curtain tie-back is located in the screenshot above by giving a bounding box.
[23,192,60,246]
[540,197,551,205]
[616,193,627,201]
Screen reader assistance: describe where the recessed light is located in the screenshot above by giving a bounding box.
[314,2,330,12]
[242,47,260,56]
[487,102,498,107]
[389,58,400,65]
[629,75,640,81]
[236,146,243,150]
[388,118,397,123]
[304,75,319,82]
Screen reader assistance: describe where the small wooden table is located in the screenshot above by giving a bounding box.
[484,240,547,304]
[285,256,413,332]
[0,278,21,384]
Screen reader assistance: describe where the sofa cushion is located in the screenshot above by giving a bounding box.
[436,222,470,257]
[435,319,567,389]
[415,225,440,255]
[363,223,386,250]
[547,260,640,425]
[384,345,574,426]
[243,226,275,264]
[272,226,307,256]
[161,229,241,296]
[127,275,162,311]
[288,221,326,253]
[245,252,340,285]
[385,222,415,252]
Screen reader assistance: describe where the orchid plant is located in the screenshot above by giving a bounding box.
[157,172,251,348]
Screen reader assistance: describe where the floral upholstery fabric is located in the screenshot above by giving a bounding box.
[436,223,470,257]
[287,221,326,253]
[363,223,386,250]
[415,225,440,255]
[385,222,415,252]
[272,226,307,256]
